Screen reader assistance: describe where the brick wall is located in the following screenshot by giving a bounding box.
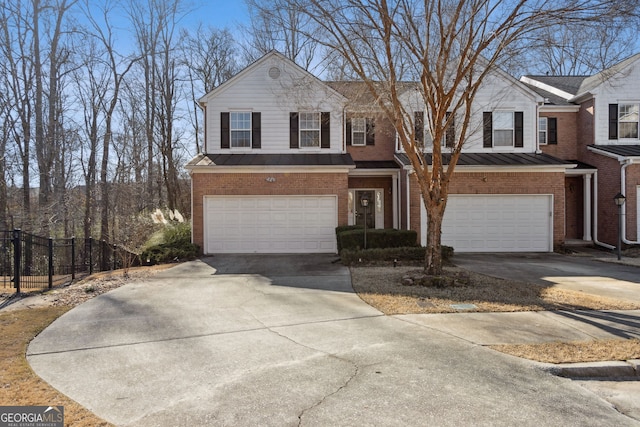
[347,115,397,161]
[540,111,579,160]
[191,172,349,249]
[409,171,566,247]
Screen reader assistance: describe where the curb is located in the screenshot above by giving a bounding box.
[541,359,640,379]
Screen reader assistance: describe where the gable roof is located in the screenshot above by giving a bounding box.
[520,75,587,105]
[198,50,347,105]
[572,53,640,101]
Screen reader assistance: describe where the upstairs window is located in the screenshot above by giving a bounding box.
[539,117,557,145]
[351,118,366,146]
[230,112,251,148]
[483,111,524,148]
[619,104,639,139]
[220,112,261,149]
[493,111,514,146]
[299,112,321,147]
[290,112,331,149]
[609,103,640,140]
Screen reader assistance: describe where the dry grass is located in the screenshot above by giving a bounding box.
[0,307,113,426]
[351,266,640,314]
[0,265,172,426]
[491,339,640,364]
[351,265,640,364]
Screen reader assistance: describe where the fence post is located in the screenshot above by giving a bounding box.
[48,238,53,289]
[88,238,93,275]
[113,244,117,270]
[71,237,76,280]
[12,229,21,294]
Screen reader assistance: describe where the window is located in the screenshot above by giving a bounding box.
[493,111,514,146]
[351,118,366,146]
[299,112,321,147]
[220,112,261,149]
[539,117,547,145]
[619,104,639,139]
[483,111,523,148]
[230,112,251,148]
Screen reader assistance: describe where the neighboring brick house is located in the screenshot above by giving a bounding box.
[187,51,574,254]
[522,53,640,249]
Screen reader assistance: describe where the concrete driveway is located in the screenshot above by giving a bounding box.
[28,254,639,426]
[453,252,640,303]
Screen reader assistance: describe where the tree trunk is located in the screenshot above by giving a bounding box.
[424,196,445,276]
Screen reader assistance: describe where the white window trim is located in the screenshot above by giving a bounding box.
[230,111,252,149]
[618,102,640,140]
[539,117,548,145]
[493,110,515,148]
[351,117,366,146]
[299,111,321,148]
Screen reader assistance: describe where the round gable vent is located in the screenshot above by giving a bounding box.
[268,66,281,79]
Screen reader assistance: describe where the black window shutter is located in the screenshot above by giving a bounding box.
[514,111,524,147]
[548,117,557,145]
[321,112,330,148]
[483,112,492,148]
[346,118,352,146]
[221,112,230,149]
[609,104,618,140]
[414,111,424,144]
[445,112,455,148]
[252,112,261,149]
[290,112,299,148]
[366,118,375,146]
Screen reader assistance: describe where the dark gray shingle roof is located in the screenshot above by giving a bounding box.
[588,144,640,158]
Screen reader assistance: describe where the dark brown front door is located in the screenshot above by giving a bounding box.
[355,190,375,228]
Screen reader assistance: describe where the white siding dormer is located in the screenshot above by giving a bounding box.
[574,54,640,146]
[199,51,347,154]
[398,65,542,154]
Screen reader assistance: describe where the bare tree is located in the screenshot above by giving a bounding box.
[282,0,637,275]
[0,1,35,230]
[181,25,239,153]
[243,0,321,70]
[526,17,640,76]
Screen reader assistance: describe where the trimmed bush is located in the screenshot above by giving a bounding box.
[338,228,417,251]
[340,245,454,266]
[141,223,199,264]
[335,225,363,252]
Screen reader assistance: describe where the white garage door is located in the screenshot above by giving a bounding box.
[421,194,552,252]
[204,196,337,254]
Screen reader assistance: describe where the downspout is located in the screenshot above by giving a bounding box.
[592,170,616,250]
[621,159,639,244]
[406,170,412,236]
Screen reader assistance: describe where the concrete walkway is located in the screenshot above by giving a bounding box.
[27,254,640,426]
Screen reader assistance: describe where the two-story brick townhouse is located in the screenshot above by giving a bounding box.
[523,53,640,249]
[187,50,573,254]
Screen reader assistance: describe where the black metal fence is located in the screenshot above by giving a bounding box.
[0,229,140,294]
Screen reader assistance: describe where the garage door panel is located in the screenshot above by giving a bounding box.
[205,196,337,254]
[429,194,551,252]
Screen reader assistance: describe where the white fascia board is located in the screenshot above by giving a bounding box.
[539,105,580,113]
[349,169,400,176]
[586,146,640,162]
[402,164,574,173]
[519,76,574,100]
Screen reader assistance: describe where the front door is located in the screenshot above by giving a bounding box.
[355,190,375,228]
